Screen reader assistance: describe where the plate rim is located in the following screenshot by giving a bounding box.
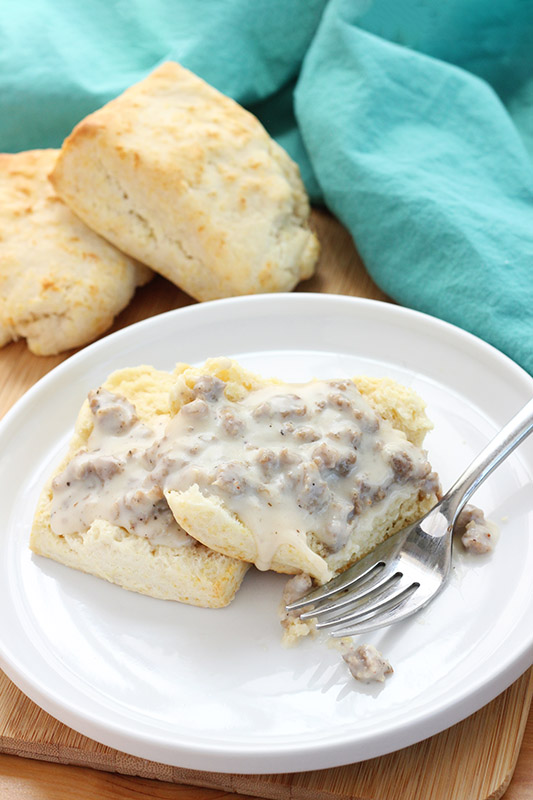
[1,292,532,773]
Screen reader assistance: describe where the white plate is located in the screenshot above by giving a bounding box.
[0,293,532,774]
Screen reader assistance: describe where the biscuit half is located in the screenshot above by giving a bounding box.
[164,359,440,582]
[50,61,319,301]
[30,365,249,608]
[0,150,151,355]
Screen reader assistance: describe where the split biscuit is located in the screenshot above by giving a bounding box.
[51,61,319,301]
[0,150,151,355]
[31,357,440,611]
[30,364,249,608]
[164,359,441,582]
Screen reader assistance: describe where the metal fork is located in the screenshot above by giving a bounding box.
[286,397,533,637]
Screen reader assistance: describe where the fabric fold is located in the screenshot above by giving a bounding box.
[295,0,533,373]
[0,0,531,373]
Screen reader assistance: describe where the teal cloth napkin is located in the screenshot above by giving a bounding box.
[1,0,532,374]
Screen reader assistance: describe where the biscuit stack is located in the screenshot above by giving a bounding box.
[1,63,319,355]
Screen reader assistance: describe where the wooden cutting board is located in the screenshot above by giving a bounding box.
[1,210,532,800]
[1,667,532,800]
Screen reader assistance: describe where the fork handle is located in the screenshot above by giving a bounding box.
[442,397,533,521]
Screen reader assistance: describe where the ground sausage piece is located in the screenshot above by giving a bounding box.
[53,452,124,488]
[282,573,313,606]
[421,470,441,498]
[322,506,352,552]
[256,447,302,478]
[328,392,352,410]
[181,398,209,418]
[456,504,497,554]
[361,413,379,434]
[295,462,330,513]
[279,448,301,465]
[253,394,308,420]
[327,425,362,449]
[279,573,313,627]
[118,485,165,529]
[257,448,278,480]
[342,643,393,683]
[293,425,320,443]
[349,480,386,518]
[116,486,186,539]
[218,406,245,436]
[312,443,357,477]
[88,388,138,435]
[312,443,340,470]
[148,447,191,484]
[212,462,247,494]
[389,450,414,481]
[328,380,351,391]
[191,375,225,402]
[334,452,357,477]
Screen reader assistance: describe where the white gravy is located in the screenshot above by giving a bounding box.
[50,376,438,567]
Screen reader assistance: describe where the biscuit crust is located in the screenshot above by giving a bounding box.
[0,150,151,355]
[51,61,319,301]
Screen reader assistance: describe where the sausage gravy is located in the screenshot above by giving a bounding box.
[51,375,439,568]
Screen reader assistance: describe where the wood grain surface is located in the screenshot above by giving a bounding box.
[1,210,532,800]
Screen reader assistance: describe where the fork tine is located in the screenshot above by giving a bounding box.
[285,559,386,613]
[299,571,402,620]
[315,580,419,632]
[286,525,412,614]
[329,595,423,637]
[331,575,447,636]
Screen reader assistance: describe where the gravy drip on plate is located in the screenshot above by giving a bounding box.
[50,376,438,565]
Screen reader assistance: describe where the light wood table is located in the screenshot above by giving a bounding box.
[1,210,532,799]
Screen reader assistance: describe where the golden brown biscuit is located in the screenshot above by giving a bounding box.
[0,150,152,355]
[30,364,249,608]
[51,61,319,301]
